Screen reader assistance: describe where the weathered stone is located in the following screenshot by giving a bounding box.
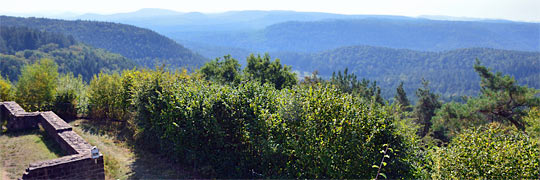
[39,111,72,135]
[0,102,41,131]
[58,131,93,154]
[1,101,26,115]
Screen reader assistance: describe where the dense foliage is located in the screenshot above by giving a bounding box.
[394,81,411,111]
[14,59,59,111]
[432,123,540,179]
[129,69,415,178]
[244,54,297,90]
[0,15,537,177]
[2,55,539,179]
[414,80,442,138]
[200,55,242,84]
[53,73,87,119]
[525,107,540,139]
[87,72,125,121]
[432,61,540,141]
[0,74,13,101]
[200,54,297,90]
[0,16,207,68]
[473,61,539,131]
[329,68,384,104]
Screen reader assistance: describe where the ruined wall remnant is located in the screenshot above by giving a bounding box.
[0,101,105,180]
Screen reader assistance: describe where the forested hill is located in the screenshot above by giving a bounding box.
[173,18,539,58]
[1,26,135,81]
[260,19,539,52]
[277,46,540,101]
[0,15,207,68]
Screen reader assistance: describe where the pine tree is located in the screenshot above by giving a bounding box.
[394,81,411,111]
[473,60,539,131]
[414,79,441,138]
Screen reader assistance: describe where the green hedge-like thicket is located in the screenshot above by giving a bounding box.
[127,69,415,178]
[432,123,540,179]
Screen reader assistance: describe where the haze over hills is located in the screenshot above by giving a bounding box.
[0,15,207,68]
[1,9,538,102]
[66,9,540,55]
[74,8,412,32]
[3,2,540,179]
[35,8,536,101]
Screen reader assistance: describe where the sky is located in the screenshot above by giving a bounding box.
[1,0,539,22]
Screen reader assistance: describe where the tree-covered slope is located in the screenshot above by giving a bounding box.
[261,19,539,52]
[0,26,135,81]
[277,46,540,101]
[0,16,207,68]
[172,18,539,59]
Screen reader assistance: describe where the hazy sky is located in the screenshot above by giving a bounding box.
[1,0,539,22]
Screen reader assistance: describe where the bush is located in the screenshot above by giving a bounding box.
[199,55,242,84]
[130,69,416,178]
[525,107,540,140]
[87,72,123,121]
[15,58,58,111]
[432,123,540,179]
[53,73,87,120]
[0,74,13,101]
[244,53,297,90]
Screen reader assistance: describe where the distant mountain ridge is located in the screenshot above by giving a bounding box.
[61,9,540,57]
[2,10,537,102]
[174,18,539,57]
[74,9,413,32]
[0,15,207,68]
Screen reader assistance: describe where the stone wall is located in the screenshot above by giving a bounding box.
[0,101,105,180]
[0,102,40,131]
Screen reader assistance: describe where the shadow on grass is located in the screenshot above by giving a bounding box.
[37,129,67,157]
[76,119,132,142]
[0,128,67,157]
[127,149,201,179]
[74,119,201,179]
[1,128,39,138]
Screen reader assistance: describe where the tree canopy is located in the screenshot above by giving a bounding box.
[15,59,59,111]
[244,53,297,90]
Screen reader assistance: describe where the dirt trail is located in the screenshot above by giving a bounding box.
[1,167,10,180]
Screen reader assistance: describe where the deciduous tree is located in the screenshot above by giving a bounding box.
[15,58,58,111]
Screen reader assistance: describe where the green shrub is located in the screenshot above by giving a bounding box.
[433,123,540,179]
[244,53,297,90]
[15,58,58,111]
[53,73,87,119]
[525,107,540,140]
[130,69,416,178]
[87,72,123,121]
[199,55,242,84]
[0,74,13,101]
